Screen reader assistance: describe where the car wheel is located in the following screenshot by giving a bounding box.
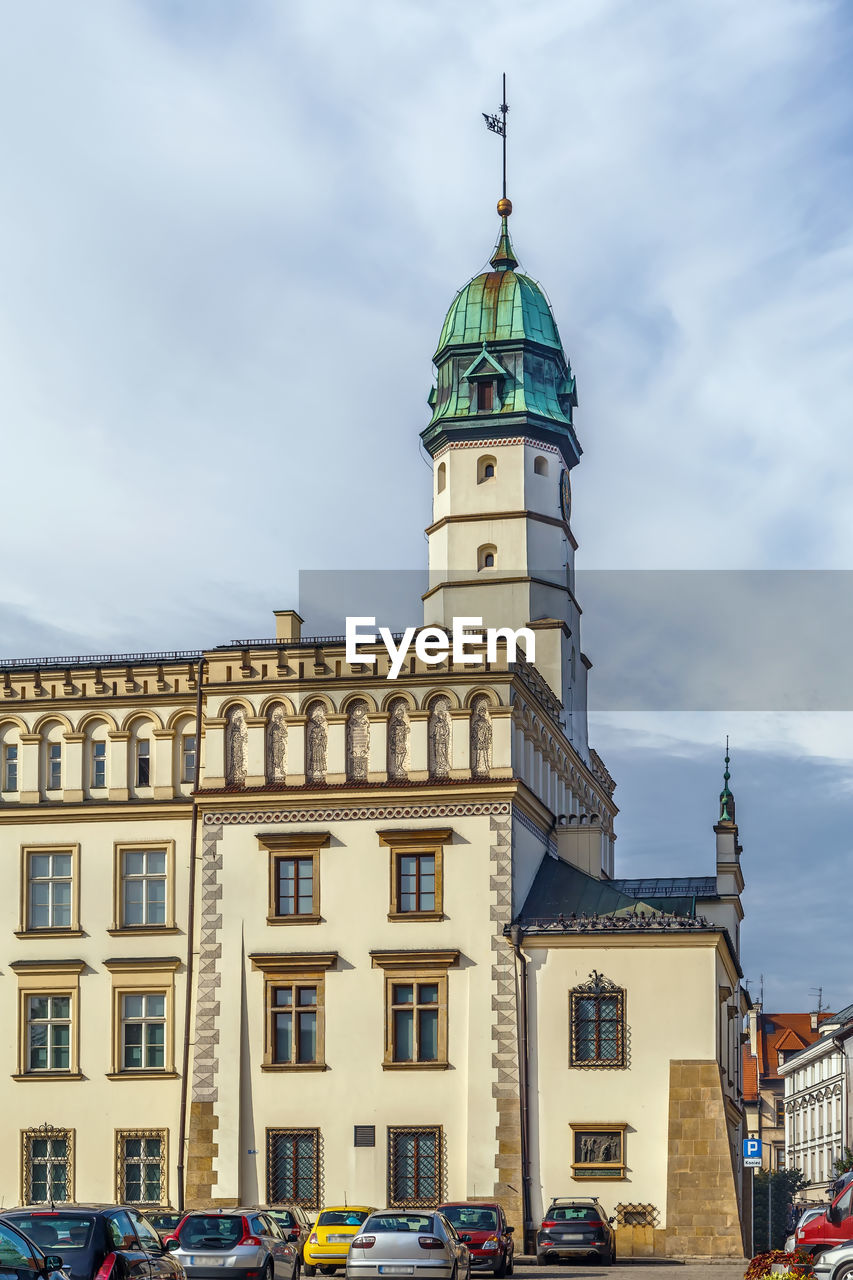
[536,1256,548,1267]
[506,1255,514,1277]
[493,1255,506,1278]
[834,1264,853,1280]
[599,1250,613,1267]
[303,1266,316,1277]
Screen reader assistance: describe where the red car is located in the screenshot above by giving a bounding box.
[797,1182,853,1258]
[437,1203,514,1277]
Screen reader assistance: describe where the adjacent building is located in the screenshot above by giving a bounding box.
[0,196,749,1256]
[779,1006,853,1196]
[743,1009,832,1173]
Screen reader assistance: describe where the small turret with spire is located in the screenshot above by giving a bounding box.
[719,737,735,824]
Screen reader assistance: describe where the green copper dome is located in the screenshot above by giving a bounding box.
[435,267,564,355]
[422,213,581,467]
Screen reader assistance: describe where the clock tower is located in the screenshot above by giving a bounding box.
[421,199,590,757]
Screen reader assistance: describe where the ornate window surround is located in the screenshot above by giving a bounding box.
[257,832,330,926]
[22,1124,75,1203]
[11,959,85,1080]
[266,1126,321,1208]
[569,970,626,1069]
[104,957,180,1079]
[115,1128,168,1206]
[387,1125,444,1208]
[378,828,452,922]
[371,949,459,1070]
[250,952,337,1072]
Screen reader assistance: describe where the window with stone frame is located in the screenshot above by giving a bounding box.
[569,971,626,1068]
[22,1126,73,1202]
[371,950,459,1070]
[387,1126,443,1208]
[116,1130,167,1205]
[258,833,328,926]
[251,952,336,1071]
[379,829,450,922]
[266,1128,320,1207]
[24,847,78,933]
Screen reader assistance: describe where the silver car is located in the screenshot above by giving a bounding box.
[347,1211,470,1280]
[814,1241,853,1280]
[167,1210,298,1280]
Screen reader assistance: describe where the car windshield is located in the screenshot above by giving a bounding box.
[267,1213,295,1229]
[318,1212,368,1228]
[548,1208,600,1223]
[442,1209,498,1231]
[9,1215,96,1251]
[367,1216,434,1234]
[178,1217,244,1249]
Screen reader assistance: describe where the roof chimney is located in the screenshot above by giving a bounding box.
[811,1011,819,1031]
[274,611,303,642]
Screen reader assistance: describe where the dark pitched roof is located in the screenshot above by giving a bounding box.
[517,857,716,922]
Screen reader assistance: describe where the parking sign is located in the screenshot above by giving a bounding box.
[744,1138,762,1168]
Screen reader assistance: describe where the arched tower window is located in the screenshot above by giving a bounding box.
[534,455,549,476]
[477,454,496,484]
[436,461,446,493]
[478,544,497,571]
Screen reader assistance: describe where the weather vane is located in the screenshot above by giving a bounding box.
[482,73,509,202]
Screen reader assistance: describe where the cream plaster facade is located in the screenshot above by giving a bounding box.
[0,201,748,1258]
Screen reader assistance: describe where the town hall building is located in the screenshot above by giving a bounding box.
[0,193,748,1257]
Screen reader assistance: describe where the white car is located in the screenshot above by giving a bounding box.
[813,1240,853,1280]
[347,1211,470,1280]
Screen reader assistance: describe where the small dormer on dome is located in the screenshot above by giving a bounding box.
[422,201,582,468]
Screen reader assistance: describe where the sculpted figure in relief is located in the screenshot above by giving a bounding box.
[428,696,451,778]
[225,706,247,786]
[346,700,370,781]
[387,699,409,779]
[266,703,287,784]
[471,697,492,776]
[306,703,327,782]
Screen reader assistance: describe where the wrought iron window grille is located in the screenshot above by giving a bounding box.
[115,1129,167,1205]
[266,1127,321,1209]
[615,1204,659,1228]
[22,1124,73,1203]
[387,1126,444,1208]
[569,971,627,1069]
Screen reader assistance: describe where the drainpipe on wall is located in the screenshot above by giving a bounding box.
[176,655,206,1213]
[510,924,533,1253]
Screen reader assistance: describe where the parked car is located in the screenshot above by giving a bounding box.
[786,1208,827,1253]
[1,1206,183,1280]
[437,1204,513,1276]
[535,1198,616,1266]
[147,1214,184,1245]
[303,1208,374,1277]
[797,1182,853,1258]
[346,1210,470,1280]
[241,1208,312,1261]
[814,1240,853,1280]
[0,1217,68,1280]
[165,1210,297,1280]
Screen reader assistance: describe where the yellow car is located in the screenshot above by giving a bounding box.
[303,1206,375,1276]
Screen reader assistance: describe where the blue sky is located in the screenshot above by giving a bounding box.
[1,0,852,1006]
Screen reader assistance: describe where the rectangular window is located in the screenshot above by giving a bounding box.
[570,980,626,1068]
[48,742,62,790]
[775,1099,785,1127]
[181,734,196,783]
[266,1128,320,1207]
[28,852,73,930]
[271,985,319,1065]
[121,849,167,928]
[570,1125,626,1180]
[3,743,18,791]
[380,830,450,921]
[136,740,150,787]
[116,1130,166,1204]
[276,857,315,917]
[387,1126,442,1208]
[477,381,493,412]
[27,994,72,1072]
[391,982,439,1063]
[121,993,166,1070]
[92,741,107,788]
[397,854,436,913]
[23,1127,72,1202]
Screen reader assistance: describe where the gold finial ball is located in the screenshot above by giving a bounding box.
[497,197,513,217]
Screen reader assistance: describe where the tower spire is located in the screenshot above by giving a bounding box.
[483,74,516,271]
[719,736,735,824]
